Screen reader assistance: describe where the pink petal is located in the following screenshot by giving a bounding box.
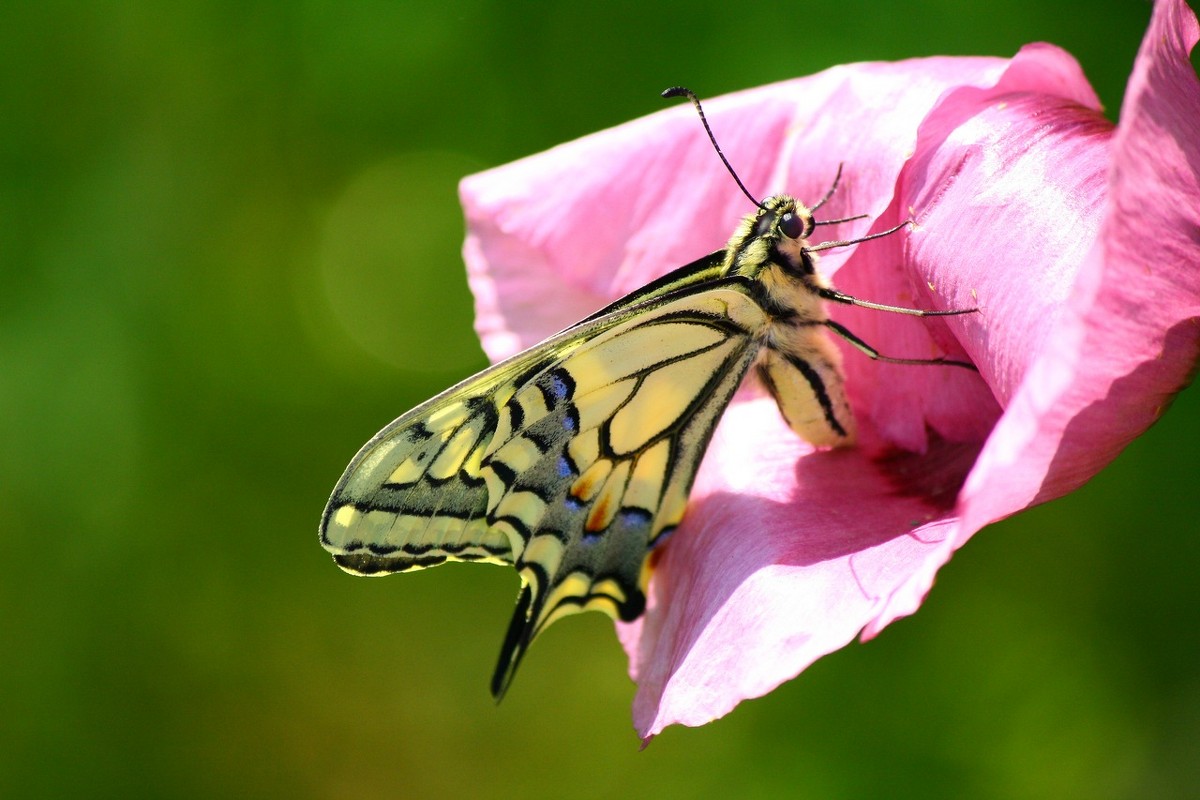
[616,399,981,734]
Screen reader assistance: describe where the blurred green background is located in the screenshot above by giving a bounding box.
[4,1,1198,797]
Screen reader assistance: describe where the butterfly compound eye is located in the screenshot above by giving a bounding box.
[778,211,807,240]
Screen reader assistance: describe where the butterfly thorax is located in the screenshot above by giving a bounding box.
[724,194,856,446]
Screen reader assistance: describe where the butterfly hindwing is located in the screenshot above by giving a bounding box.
[482,285,769,695]
[320,270,769,696]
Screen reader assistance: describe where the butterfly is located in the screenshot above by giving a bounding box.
[319,87,976,699]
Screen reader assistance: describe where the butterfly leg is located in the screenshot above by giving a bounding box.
[816,285,978,317]
[823,319,976,370]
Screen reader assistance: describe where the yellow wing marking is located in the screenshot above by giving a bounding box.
[492,490,548,539]
[487,434,544,477]
[565,320,728,393]
[623,438,669,513]
[566,428,601,475]
[609,336,745,455]
[427,420,485,481]
[425,401,471,432]
[520,535,566,584]
[570,459,612,503]
[572,380,636,434]
[585,459,631,533]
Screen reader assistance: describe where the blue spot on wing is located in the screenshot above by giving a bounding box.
[557,455,575,478]
[618,508,653,529]
[537,367,576,410]
[651,524,677,547]
[548,371,571,401]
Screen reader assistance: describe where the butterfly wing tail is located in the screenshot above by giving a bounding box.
[490,582,537,700]
[489,577,647,701]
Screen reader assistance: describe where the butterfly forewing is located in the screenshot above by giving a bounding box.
[322,376,517,575]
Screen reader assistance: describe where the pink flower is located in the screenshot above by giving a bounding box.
[460,0,1200,741]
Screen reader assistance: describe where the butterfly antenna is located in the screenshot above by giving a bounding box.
[813,213,870,227]
[809,162,843,213]
[662,86,765,210]
[810,163,871,226]
[806,219,914,252]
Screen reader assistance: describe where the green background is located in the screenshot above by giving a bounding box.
[5,1,1199,797]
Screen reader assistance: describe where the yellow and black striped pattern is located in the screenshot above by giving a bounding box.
[322,196,871,697]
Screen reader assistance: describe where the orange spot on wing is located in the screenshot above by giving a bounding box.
[570,474,596,501]
[585,496,611,533]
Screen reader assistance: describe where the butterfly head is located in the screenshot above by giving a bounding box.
[755,196,815,241]
[729,195,819,280]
